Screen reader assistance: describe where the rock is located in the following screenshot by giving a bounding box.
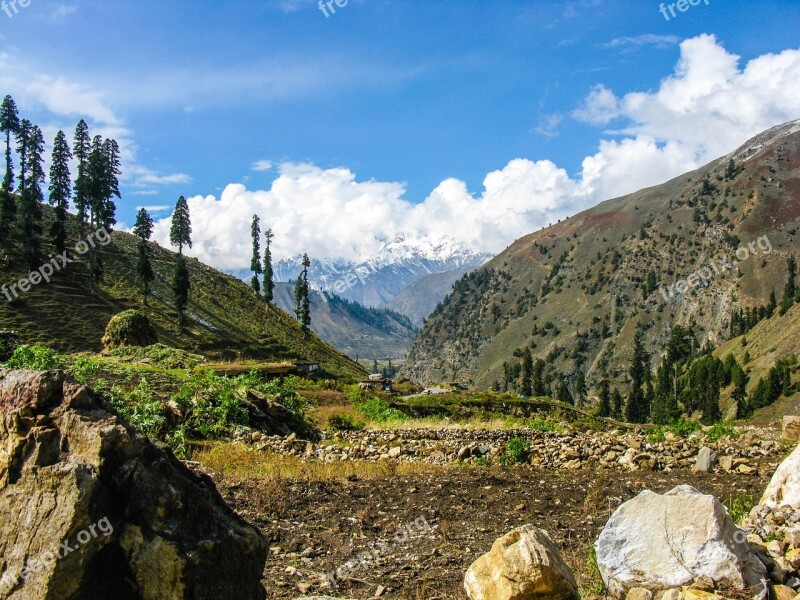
[595,485,767,598]
[657,590,682,600]
[626,588,653,600]
[681,591,718,600]
[388,446,402,458]
[771,585,797,600]
[692,447,717,473]
[761,442,800,510]
[100,309,158,349]
[464,525,580,599]
[783,418,800,442]
[0,369,267,600]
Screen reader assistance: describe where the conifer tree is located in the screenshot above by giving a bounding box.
[626,328,650,423]
[574,370,587,409]
[294,253,311,333]
[48,130,72,253]
[263,228,274,303]
[732,367,749,419]
[169,196,192,254]
[72,120,91,225]
[18,122,45,268]
[520,348,533,396]
[133,208,155,305]
[250,215,262,293]
[87,135,118,228]
[597,379,611,418]
[172,254,190,330]
[0,95,19,242]
[611,388,624,421]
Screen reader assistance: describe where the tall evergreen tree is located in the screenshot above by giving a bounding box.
[0,95,19,243]
[294,253,311,333]
[263,228,274,303]
[133,208,155,305]
[18,122,45,268]
[169,196,192,254]
[250,215,262,292]
[48,130,72,253]
[574,370,587,409]
[732,367,749,419]
[611,388,624,421]
[520,348,533,396]
[133,207,154,241]
[532,358,546,396]
[72,120,91,225]
[172,255,190,330]
[99,138,120,228]
[596,379,611,418]
[626,328,651,423]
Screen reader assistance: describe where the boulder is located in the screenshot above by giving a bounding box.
[692,447,717,473]
[595,485,767,598]
[0,369,267,600]
[101,310,158,350]
[464,525,579,599]
[761,442,800,510]
[783,417,800,443]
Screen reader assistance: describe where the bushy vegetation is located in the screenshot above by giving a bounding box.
[5,343,67,370]
[500,437,531,465]
[101,309,158,349]
[106,343,205,369]
[356,397,407,424]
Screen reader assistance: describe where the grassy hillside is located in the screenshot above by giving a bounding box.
[405,120,800,390]
[0,210,366,380]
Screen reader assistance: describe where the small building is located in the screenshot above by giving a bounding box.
[294,360,320,377]
[359,377,393,392]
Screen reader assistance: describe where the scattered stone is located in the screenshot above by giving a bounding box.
[783,417,800,442]
[626,588,654,600]
[760,442,800,510]
[693,447,717,473]
[464,525,580,599]
[595,485,766,598]
[771,585,797,600]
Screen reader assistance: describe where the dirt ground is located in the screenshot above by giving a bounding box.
[211,453,783,600]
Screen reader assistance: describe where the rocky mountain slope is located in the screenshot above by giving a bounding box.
[404,120,800,389]
[0,211,365,380]
[274,233,491,308]
[272,283,416,360]
[387,266,476,327]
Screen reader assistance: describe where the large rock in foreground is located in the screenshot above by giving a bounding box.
[464,525,579,600]
[0,369,267,600]
[595,485,766,599]
[760,440,800,510]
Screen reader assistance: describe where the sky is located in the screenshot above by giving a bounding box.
[1,0,800,269]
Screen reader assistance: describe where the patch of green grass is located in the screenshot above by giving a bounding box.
[724,494,756,524]
[356,397,407,424]
[705,422,738,443]
[528,416,557,433]
[4,343,67,370]
[106,343,206,369]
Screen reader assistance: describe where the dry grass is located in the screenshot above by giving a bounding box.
[194,441,461,482]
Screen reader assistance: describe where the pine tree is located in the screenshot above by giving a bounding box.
[172,254,190,330]
[555,377,573,405]
[574,370,587,409]
[626,329,650,423]
[294,253,311,333]
[169,196,192,254]
[48,130,72,254]
[263,228,274,303]
[372,359,379,374]
[72,120,91,225]
[520,349,533,396]
[99,138,120,228]
[133,208,155,305]
[597,379,611,418]
[250,215,262,293]
[732,367,749,419]
[18,122,45,268]
[133,208,154,241]
[611,388,624,420]
[532,358,546,396]
[0,95,19,243]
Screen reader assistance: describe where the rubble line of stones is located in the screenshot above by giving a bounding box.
[236,427,786,471]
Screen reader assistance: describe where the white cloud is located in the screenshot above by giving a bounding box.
[600,34,679,50]
[252,160,273,172]
[151,35,800,271]
[137,205,171,213]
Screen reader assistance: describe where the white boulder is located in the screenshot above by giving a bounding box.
[760,441,800,510]
[595,485,767,598]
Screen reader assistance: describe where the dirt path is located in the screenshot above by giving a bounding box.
[212,454,781,600]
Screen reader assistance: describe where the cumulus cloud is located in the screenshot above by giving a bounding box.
[600,34,679,50]
[153,35,800,270]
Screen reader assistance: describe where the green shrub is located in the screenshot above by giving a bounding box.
[500,437,531,465]
[357,397,406,423]
[668,418,703,438]
[101,310,158,349]
[724,494,756,524]
[6,344,66,371]
[327,414,365,431]
[705,422,738,443]
[70,356,105,385]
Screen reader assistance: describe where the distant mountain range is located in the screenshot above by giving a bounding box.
[273,234,492,308]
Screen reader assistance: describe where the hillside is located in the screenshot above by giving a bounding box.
[405,120,800,390]
[387,266,476,327]
[272,283,416,361]
[0,211,366,380]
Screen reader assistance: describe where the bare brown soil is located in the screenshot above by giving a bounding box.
[210,454,782,600]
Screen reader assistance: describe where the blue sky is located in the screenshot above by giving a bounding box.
[2,0,800,267]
